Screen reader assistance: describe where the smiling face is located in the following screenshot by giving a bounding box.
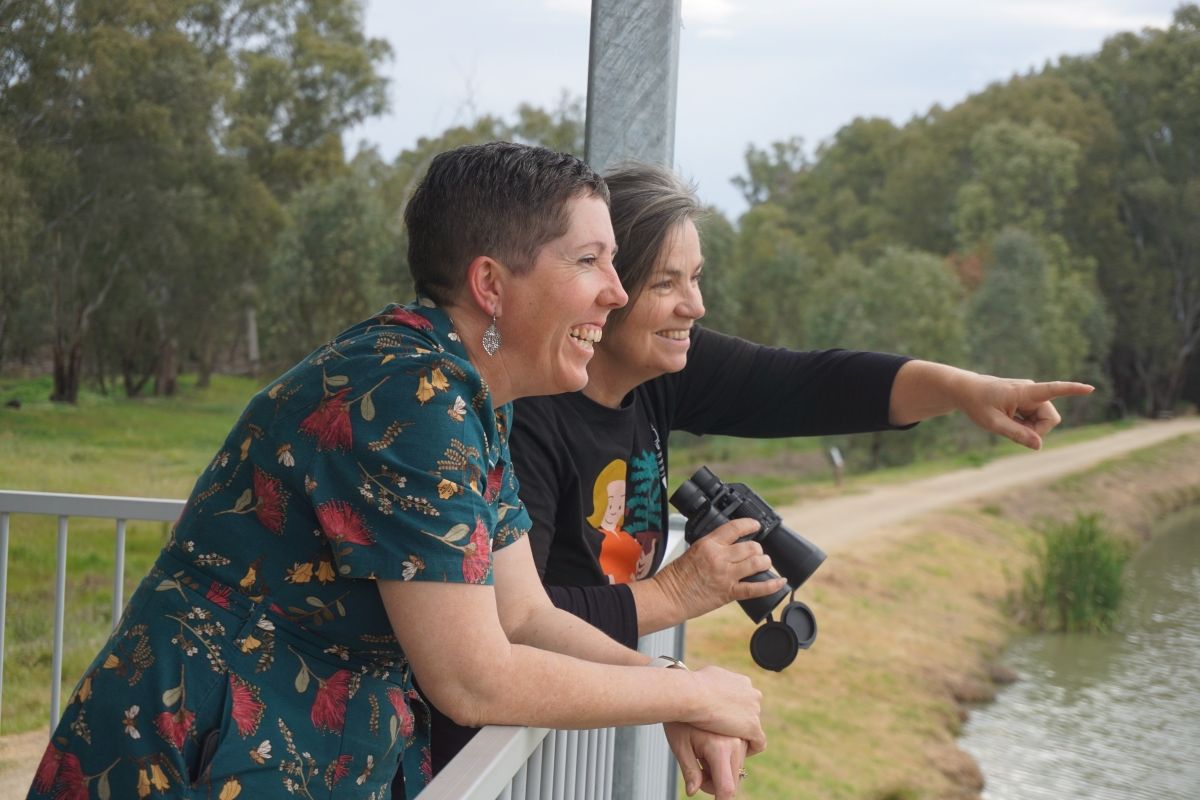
[585,218,705,405]
[498,193,628,399]
[601,479,626,530]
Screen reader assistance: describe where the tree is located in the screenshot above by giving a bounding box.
[968,229,1108,387]
[694,207,740,334]
[223,0,392,199]
[0,126,39,370]
[0,0,391,401]
[953,120,1081,252]
[260,169,397,367]
[1064,6,1200,414]
[728,203,817,349]
[732,137,807,207]
[805,247,967,466]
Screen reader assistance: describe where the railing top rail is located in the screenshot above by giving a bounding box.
[0,489,185,522]
[420,725,551,799]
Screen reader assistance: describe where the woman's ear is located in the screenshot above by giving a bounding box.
[464,255,505,317]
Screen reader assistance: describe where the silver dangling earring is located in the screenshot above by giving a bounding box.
[482,312,502,356]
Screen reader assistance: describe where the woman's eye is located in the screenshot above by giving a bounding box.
[579,255,597,266]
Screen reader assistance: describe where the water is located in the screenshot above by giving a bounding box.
[959,507,1200,800]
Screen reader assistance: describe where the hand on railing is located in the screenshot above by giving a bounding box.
[686,665,765,753]
[665,722,749,799]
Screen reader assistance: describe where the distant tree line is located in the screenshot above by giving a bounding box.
[2,3,1197,451]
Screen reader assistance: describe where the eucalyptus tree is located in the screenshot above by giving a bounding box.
[0,126,39,370]
[0,0,391,401]
[805,247,967,465]
[1059,5,1200,414]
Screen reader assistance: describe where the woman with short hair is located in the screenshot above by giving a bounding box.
[29,144,763,800]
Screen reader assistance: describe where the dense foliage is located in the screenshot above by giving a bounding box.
[2,3,1197,458]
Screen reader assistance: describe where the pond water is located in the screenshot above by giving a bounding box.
[958,506,1200,799]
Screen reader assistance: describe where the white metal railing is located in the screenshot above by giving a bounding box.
[0,490,186,731]
[0,490,685,799]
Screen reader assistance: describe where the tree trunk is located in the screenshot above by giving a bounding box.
[870,431,883,470]
[121,356,153,398]
[154,335,178,396]
[51,339,82,403]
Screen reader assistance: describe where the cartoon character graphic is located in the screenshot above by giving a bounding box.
[586,459,647,583]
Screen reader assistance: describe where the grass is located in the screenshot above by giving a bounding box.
[1017,514,1132,632]
[0,374,261,734]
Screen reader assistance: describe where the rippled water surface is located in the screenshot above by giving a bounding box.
[959,507,1200,800]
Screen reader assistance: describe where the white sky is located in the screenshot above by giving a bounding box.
[346,0,1183,217]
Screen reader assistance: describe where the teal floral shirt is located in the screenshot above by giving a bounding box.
[30,301,530,800]
[172,299,531,656]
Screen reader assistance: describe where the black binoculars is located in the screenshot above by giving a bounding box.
[670,466,826,671]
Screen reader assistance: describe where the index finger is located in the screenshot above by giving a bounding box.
[1023,381,1094,403]
[708,518,762,543]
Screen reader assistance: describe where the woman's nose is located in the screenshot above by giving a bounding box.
[679,283,705,320]
[601,264,629,309]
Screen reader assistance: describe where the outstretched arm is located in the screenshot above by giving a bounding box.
[888,361,1094,449]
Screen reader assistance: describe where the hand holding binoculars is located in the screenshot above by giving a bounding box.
[670,466,826,671]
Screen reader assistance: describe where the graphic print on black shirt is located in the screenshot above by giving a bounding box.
[585,454,661,584]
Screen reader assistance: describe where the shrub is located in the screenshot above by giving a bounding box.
[1018,513,1131,632]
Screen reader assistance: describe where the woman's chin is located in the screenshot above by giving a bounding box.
[543,367,590,397]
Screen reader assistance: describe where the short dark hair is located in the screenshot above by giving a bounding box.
[603,163,704,325]
[404,141,609,304]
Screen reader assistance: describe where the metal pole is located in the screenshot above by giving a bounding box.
[585,0,682,171]
[0,512,9,729]
[51,516,68,732]
[112,518,127,629]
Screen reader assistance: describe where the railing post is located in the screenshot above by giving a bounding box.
[112,518,127,629]
[50,515,68,732]
[0,511,9,729]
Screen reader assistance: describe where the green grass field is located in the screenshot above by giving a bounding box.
[0,374,261,733]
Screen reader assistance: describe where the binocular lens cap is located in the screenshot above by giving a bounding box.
[749,601,818,672]
[781,602,817,647]
[749,622,798,672]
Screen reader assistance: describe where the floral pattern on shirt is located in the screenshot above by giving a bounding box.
[29,301,531,800]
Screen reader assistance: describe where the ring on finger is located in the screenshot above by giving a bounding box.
[738,767,748,779]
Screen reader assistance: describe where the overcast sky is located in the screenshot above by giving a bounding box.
[346,0,1184,217]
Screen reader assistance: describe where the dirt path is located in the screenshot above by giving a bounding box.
[779,417,1200,556]
[2,417,1197,798]
[0,729,45,799]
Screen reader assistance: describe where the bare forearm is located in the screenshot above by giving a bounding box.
[629,570,690,636]
[630,519,781,636]
[888,360,972,426]
[507,602,649,666]
[888,360,1094,448]
[382,577,764,748]
[466,643,697,730]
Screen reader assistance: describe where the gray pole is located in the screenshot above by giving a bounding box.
[585,0,682,171]
[587,4,684,796]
